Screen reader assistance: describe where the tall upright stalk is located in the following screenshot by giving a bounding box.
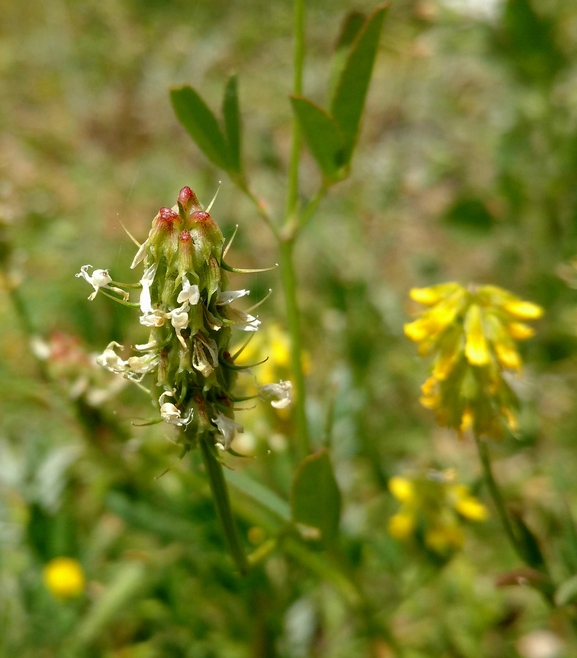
[278,0,311,460]
[199,436,248,575]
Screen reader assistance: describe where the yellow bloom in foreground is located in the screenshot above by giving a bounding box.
[425,524,464,552]
[404,282,543,438]
[43,557,85,599]
[455,496,489,521]
[388,512,415,539]
[389,476,415,503]
[388,470,488,555]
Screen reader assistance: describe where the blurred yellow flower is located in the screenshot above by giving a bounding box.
[43,557,85,599]
[387,470,488,555]
[405,283,543,438]
[388,512,416,539]
[389,476,415,503]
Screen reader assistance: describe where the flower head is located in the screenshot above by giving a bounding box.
[388,470,488,555]
[77,186,290,453]
[43,557,85,599]
[405,283,543,438]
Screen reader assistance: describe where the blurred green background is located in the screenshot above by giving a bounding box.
[3,0,577,655]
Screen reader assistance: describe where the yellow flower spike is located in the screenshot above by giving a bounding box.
[495,342,522,371]
[506,322,535,341]
[503,300,544,320]
[420,376,437,397]
[389,476,415,503]
[388,513,415,540]
[409,287,443,306]
[409,282,461,306]
[425,524,464,551]
[420,392,440,410]
[501,407,518,431]
[43,557,85,599]
[464,305,490,366]
[403,318,429,343]
[460,408,474,432]
[455,496,489,522]
[405,281,541,437]
[269,325,291,368]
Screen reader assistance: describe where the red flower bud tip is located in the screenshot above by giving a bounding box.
[156,207,180,232]
[179,229,192,244]
[190,210,212,224]
[178,186,202,214]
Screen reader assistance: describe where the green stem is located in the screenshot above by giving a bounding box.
[285,0,305,232]
[236,178,279,240]
[199,436,248,575]
[277,0,311,462]
[474,433,525,562]
[279,237,310,460]
[299,184,329,231]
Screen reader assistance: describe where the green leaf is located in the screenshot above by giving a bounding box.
[222,74,242,174]
[328,10,366,102]
[225,468,291,522]
[443,197,495,235]
[496,0,566,85]
[555,574,577,607]
[170,85,231,171]
[561,502,577,573]
[330,3,389,164]
[291,449,341,545]
[72,562,147,649]
[511,511,547,572]
[290,97,345,181]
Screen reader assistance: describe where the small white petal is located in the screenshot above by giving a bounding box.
[160,402,182,424]
[140,310,167,327]
[177,277,200,305]
[139,264,157,313]
[75,264,127,301]
[192,337,218,377]
[128,353,159,374]
[130,239,149,269]
[212,411,243,450]
[96,341,129,373]
[170,306,189,330]
[216,289,250,305]
[225,307,261,332]
[259,380,292,409]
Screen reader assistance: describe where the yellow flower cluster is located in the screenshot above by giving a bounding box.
[388,471,488,554]
[43,557,85,599]
[404,283,543,437]
[237,323,292,385]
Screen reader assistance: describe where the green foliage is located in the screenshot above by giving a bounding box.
[170,86,236,173]
[4,0,577,655]
[291,449,341,545]
[329,4,388,164]
[290,97,346,181]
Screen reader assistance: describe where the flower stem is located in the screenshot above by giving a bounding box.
[285,0,305,232]
[474,433,525,562]
[279,237,310,460]
[199,436,248,575]
[276,0,311,462]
